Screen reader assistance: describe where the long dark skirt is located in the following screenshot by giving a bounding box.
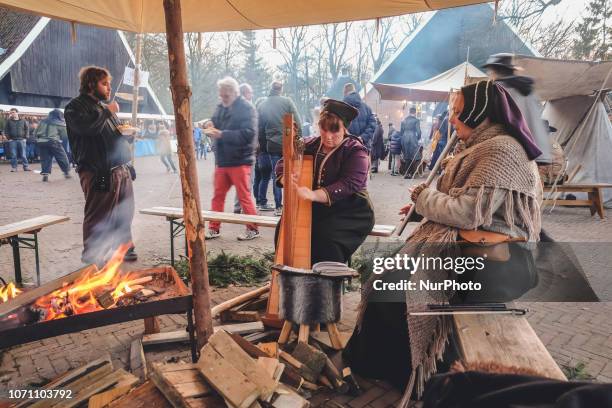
[275,192,375,265]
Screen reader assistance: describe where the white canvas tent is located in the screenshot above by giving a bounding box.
[372,62,486,102]
[515,55,612,207]
[543,95,612,208]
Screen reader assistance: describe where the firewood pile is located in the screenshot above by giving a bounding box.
[5,288,362,408]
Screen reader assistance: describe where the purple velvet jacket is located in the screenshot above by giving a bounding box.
[275,135,370,205]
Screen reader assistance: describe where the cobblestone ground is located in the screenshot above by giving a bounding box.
[1,156,611,406]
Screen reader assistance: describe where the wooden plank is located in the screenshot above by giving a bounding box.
[213,322,264,336]
[257,357,280,378]
[140,207,394,237]
[207,330,276,400]
[130,339,147,380]
[87,383,133,408]
[108,381,171,408]
[142,330,190,346]
[0,265,97,317]
[150,363,216,408]
[542,199,592,207]
[543,183,612,192]
[257,342,278,358]
[0,215,70,240]
[197,345,260,408]
[310,330,351,350]
[454,314,567,381]
[54,369,138,408]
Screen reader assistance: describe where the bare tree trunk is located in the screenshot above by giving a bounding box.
[163,0,213,351]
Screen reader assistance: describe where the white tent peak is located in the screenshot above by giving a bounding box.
[372,62,486,102]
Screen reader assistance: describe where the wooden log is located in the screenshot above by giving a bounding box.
[321,355,348,393]
[243,330,280,344]
[163,0,214,350]
[197,345,260,408]
[126,276,154,286]
[207,330,276,400]
[130,338,147,380]
[257,342,278,358]
[143,330,190,346]
[220,310,260,323]
[278,351,317,383]
[291,342,326,377]
[211,285,270,318]
[310,329,351,351]
[108,381,171,408]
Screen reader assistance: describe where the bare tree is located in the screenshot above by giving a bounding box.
[277,26,310,114]
[323,22,352,81]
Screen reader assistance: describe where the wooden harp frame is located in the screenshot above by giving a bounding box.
[262,114,314,328]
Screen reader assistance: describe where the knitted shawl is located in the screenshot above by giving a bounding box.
[358,122,542,405]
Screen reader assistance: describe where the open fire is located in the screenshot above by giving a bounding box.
[0,282,21,303]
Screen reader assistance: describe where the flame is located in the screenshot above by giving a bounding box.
[0,282,22,303]
[33,244,136,321]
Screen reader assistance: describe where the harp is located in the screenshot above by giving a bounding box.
[261,114,314,328]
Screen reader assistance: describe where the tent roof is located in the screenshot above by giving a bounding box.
[0,0,488,33]
[372,62,486,101]
[514,55,612,101]
[369,4,537,87]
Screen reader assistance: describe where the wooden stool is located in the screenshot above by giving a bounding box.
[278,321,345,349]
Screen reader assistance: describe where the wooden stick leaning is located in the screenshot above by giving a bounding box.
[396,131,458,236]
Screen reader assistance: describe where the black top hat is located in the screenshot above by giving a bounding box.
[482,53,516,71]
[322,99,359,128]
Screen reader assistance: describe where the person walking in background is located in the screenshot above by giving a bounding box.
[399,106,422,178]
[370,115,385,173]
[205,77,260,241]
[193,122,203,160]
[256,80,302,216]
[36,109,72,182]
[143,121,158,139]
[198,122,209,160]
[4,108,30,172]
[233,83,256,214]
[26,118,39,162]
[429,111,451,171]
[343,83,376,149]
[157,129,177,173]
[388,123,402,176]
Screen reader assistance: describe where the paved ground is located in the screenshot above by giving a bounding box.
[1,154,611,406]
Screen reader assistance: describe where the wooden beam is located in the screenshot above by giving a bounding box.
[162,0,213,350]
[210,285,270,318]
[454,314,567,381]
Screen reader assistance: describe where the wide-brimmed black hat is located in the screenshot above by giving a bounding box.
[482,53,516,71]
[321,99,359,128]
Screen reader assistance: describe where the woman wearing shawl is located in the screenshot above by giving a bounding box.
[344,80,543,401]
[36,109,72,182]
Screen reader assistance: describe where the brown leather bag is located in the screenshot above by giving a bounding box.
[457,229,526,262]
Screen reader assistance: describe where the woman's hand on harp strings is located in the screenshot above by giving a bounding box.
[297,186,329,204]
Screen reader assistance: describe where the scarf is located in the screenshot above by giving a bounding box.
[358,122,542,404]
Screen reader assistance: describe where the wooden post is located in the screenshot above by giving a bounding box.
[131,33,142,164]
[163,0,213,350]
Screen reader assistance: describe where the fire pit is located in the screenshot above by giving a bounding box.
[0,246,196,361]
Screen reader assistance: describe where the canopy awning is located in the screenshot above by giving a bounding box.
[0,0,488,33]
[514,55,612,101]
[371,62,487,102]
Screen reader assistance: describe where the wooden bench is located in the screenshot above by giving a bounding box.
[140,206,396,266]
[454,313,566,381]
[543,183,612,219]
[0,215,70,286]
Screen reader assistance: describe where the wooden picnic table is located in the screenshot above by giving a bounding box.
[140,206,396,266]
[543,183,612,219]
[0,215,70,286]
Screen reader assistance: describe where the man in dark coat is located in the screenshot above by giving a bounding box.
[399,107,421,178]
[65,66,137,264]
[205,76,259,241]
[4,108,30,172]
[370,115,385,173]
[388,123,402,176]
[343,83,376,149]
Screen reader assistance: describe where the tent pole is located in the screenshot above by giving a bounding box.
[131,33,142,164]
[163,0,213,350]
